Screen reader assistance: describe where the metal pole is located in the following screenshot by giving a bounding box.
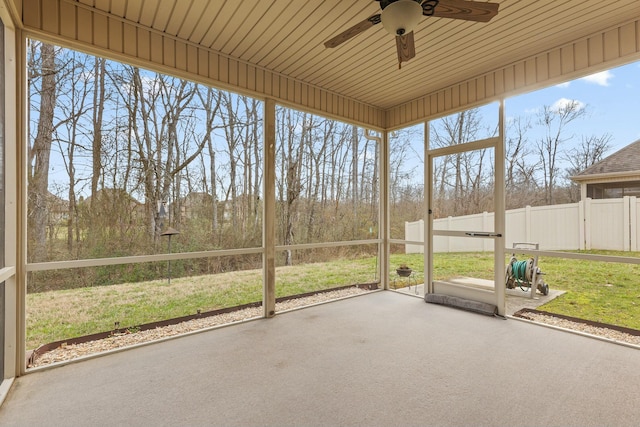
[167,235,172,285]
[161,227,179,285]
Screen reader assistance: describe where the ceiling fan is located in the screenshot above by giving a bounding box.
[324,0,499,68]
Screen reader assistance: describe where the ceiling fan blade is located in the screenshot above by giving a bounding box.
[426,0,499,23]
[395,31,416,68]
[324,14,382,48]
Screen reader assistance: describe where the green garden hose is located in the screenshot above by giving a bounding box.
[506,255,549,295]
[511,259,533,290]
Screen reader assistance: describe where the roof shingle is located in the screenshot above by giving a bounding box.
[575,139,640,176]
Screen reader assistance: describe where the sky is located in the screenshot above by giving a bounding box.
[504,60,640,154]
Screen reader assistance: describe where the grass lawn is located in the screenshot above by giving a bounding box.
[26,251,640,350]
[531,251,640,327]
[26,257,379,349]
[423,250,639,328]
[423,250,640,328]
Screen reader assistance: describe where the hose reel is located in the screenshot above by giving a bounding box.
[505,244,549,296]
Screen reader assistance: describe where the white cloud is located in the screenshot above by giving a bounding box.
[551,97,585,113]
[79,70,96,82]
[580,70,613,86]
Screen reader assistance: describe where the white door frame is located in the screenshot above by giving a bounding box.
[424,101,506,315]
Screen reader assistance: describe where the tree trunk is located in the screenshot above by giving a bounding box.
[29,42,57,261]
[91,57,105,204]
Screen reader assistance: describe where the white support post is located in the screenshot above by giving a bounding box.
[262,99,276,318]
[365,129,383,281]
[3,20,20,379]
[14,24,25,377]
[380,130,390,290]
[424,121,432,294]
[494,100,506,316]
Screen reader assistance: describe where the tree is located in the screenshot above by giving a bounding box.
[240,95,262,234]
[111,66,217,242]
[536,100,586,204]
[566,134,611,176]
[28,41,58,261]
[56,50,92,253]
[276,108,306,265]
[565,133,611,201]
[505,116,540,208]
[430,108,492,216]
[91,57,106,204]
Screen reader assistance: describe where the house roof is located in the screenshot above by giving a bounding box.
[572,139,640,181]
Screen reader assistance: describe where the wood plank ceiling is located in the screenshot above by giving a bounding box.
[74,0,640,111]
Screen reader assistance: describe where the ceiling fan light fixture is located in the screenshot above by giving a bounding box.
[381,0,423,36]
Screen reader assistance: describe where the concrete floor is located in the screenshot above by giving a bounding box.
[1,291,639,426]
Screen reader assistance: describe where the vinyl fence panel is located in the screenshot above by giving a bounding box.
[405,220,424,254]
[505,207,527,246]
[587,198,625,250]
[634,199,639,251]
[528,203,581,250]
[406,197,638,253]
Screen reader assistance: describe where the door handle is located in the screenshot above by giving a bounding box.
[465,232,502,237]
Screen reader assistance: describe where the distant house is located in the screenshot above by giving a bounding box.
[46,192,68,226]
[571,139,640,200]
[177,192,213,220]
[80,188,144,224]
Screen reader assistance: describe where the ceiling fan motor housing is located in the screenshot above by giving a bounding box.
[380,0,423,36]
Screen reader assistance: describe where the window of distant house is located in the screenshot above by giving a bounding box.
[587,182,640,199]
[603,188,623,198]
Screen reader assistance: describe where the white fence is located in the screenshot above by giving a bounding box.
[405,196,639,253]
